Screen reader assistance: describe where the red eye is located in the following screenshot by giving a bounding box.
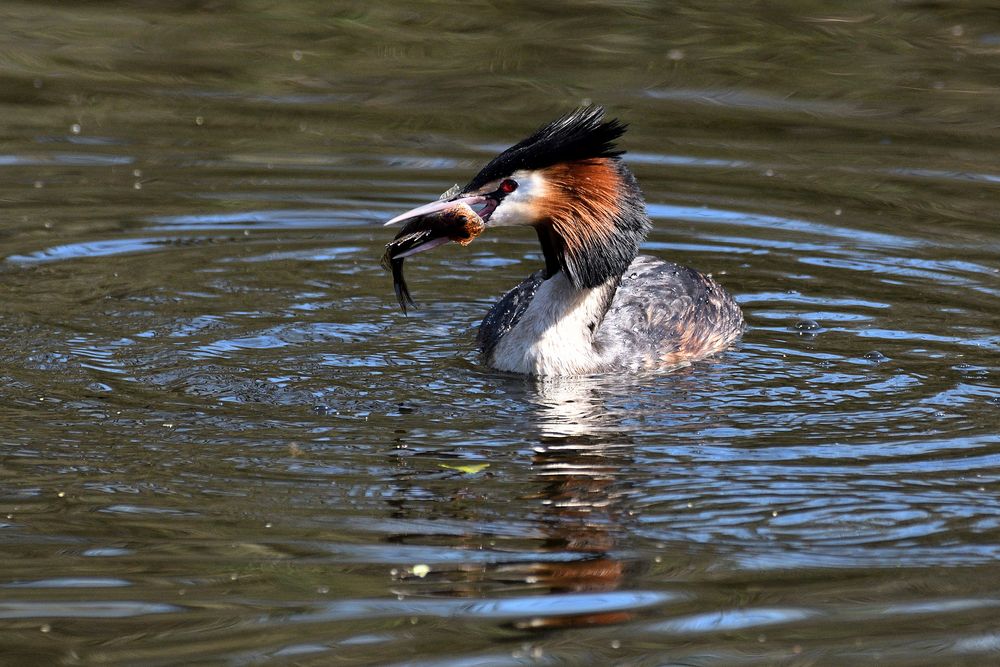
[500,179,517,194]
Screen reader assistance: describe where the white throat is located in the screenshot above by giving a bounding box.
[490,272,616,376]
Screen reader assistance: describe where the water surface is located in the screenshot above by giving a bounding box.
[1,1,999,664]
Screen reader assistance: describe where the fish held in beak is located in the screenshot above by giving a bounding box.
[381,202,485,314]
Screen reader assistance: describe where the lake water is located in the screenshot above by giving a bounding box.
[1,2,999,664]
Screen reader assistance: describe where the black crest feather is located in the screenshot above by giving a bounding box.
[465,106,627,191]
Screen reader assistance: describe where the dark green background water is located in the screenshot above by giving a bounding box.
[1,1,999,664]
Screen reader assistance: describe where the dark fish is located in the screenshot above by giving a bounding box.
[381,203,485,314]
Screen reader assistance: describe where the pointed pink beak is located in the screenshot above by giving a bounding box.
[384,195,487,227]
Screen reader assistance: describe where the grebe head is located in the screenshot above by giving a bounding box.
[384,106,651,290]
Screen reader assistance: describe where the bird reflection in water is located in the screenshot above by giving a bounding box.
[511,377,639,629]
[386,377,644,631]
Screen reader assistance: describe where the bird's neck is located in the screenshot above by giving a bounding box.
[535,223,567,280]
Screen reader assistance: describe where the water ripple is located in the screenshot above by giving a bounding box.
[0,601,181,619]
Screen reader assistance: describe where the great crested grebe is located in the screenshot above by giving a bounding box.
[382,106,744,376]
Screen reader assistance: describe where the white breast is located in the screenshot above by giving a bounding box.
[490,273,613,376]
